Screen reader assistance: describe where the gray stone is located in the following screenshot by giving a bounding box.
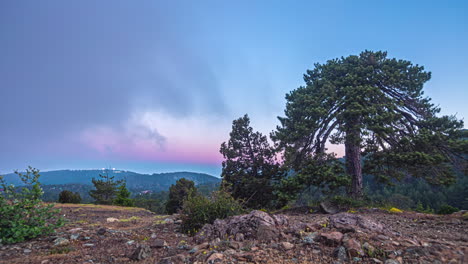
[320,201,340,214]
[130,245,151,261]
[70,233,80,240]
[384,260,400,264]
[97,228,106,235]
[152,239,168,248]
[333,246,347,262]
[302,232,318,245]
[53,237,70,247]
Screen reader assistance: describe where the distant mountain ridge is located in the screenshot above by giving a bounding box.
[2,169,221,192]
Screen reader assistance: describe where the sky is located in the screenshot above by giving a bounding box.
[1,0,467,177]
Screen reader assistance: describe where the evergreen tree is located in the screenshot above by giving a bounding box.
[89,170,122,205]
[273,51,466,198]
[114,181,134,207]
[166,178,197,214]
[220,114,280,208]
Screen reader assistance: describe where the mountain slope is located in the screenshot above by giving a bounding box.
[2,169,220,192]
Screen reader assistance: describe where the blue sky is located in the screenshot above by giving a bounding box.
[0,0,467,176]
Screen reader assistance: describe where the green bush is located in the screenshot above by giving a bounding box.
[437,204,459,215]
[0,167,64,244]
[58,190,82,204]
[180,190,245,234]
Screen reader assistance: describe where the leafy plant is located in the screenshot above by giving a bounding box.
[0,167,64,244]
[58,190,82,204]
[180,190,245,234]
[437,204,459,215]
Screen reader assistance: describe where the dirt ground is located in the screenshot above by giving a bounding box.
[0,204,466,264]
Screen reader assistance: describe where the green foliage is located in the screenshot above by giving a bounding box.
[58,190,82,204]
[113,182,134,207]
[0,167,64,244]
[134,191,168,214]
[166,178,197,214]
[437,204,459,215]
[272,50,466,198]
[220,114,280,209]
[180,190,245,234]
[89,170,123,205]
[275,155,350,206]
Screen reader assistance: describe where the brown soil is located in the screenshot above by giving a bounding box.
[0,204,466,264]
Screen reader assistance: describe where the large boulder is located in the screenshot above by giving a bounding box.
[195,210,289,243]
[329,213,384,233]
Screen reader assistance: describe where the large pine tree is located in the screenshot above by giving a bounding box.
[273,51,466,198]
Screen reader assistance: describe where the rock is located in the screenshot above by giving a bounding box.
[344,239,364,257]
[158,257,174,264]
[371,258,383,264]
[363,242,375,255]
[23,249,32,254]
[207,253,224,263]
[126,240,135,245]
[158,254,185,264]
[257,224,280,242]
[152,239,168,248]
[97,228,106,235]
[194,210,289,243]
[69,228,83,233]
[329,213,385,233]
[70,234,80,240]
[164,218,175,224]
[53,237,70,247]
[106,217,119,223]
[320,231,344,246]
[333,246,347,261]
[320,200,340,214]
[151,233,157,239]
[83,243,95,247]
[175,220,183,224]
[129,245,151,261]
[302,232,318,245]
[384,260,400,264]
[281,242,294,250]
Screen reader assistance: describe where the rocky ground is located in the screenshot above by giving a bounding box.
[0,204,466,264]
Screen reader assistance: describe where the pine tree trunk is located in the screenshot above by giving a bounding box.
[345,129,363,199]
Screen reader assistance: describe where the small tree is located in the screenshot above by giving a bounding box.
[0,167,64,244]
[114,181,134,207]
[166,178,197,214]
[89,170,122,205]
[220,114,280,209]
[58,190,82,204]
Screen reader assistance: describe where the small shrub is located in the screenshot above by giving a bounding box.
[58,190,82,204]
[329,195,367,209]
[437,204,459,215]
[389,207,403,213]
[180,190,245,234]
[0,167,64,244]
